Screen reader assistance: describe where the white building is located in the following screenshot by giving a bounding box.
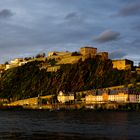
[57,91,74,103]
[85,94,96,104]
[85,94,103,104]
[10,58,23,65]
[129,94,140,103]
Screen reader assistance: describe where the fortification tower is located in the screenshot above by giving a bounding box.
[97,52,108,60]
[80,46,97,59]
[112,59,133,70]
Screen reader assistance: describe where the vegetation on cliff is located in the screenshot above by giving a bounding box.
[0,58,140,101]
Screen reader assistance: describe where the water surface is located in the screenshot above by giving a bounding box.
[0,110,140,140]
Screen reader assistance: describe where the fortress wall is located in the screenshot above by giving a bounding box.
[9,97,38,106]
[112,59,133,70]
[80,47,97,58]
[57,56,82,64]
[97,52,108,60]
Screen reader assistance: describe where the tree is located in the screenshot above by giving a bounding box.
[48,59,57,66]
[35,53,46,58]
[4,61,9,65]
[71,51,81,56]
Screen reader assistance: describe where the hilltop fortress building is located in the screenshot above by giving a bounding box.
[0,46,134,72]
[48,46,108,63]
[80,47,97,58]
[46,46,110,72]
[112,59,133,70]
[47,46,133,71]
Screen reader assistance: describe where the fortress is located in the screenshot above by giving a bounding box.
[0,46,134,72]
[112,59,133,70]
[47,46,133,72]
[47,46,108,64]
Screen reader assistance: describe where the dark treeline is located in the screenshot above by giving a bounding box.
[0,58,140,101]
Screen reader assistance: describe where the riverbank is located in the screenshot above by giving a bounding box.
[1,103,140,111]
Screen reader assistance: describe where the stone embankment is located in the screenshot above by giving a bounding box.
[3,102,140,111]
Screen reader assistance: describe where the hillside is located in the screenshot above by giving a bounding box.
[0,57,139,101]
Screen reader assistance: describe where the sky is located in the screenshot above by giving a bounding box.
[0,0,139,65]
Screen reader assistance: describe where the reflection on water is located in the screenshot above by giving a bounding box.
[0,110,140,140]
[0,131,131,140]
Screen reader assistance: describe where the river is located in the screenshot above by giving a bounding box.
[0,110,140,140]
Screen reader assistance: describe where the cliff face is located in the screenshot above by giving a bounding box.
[0,58,138,101]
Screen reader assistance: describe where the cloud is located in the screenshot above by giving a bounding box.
[118,3,140,16]
[93,30,120,43]
[64,12,83,23]
[65,12,79,20]
[0,0,139,64]
[0,9,13,18]
[133,25,140,31]
[109,51,127,59]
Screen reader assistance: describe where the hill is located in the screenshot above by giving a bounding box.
[0,57,140,101]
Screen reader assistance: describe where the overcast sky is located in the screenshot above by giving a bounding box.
[0,0,139,65]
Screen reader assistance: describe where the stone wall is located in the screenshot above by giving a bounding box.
[112,59,133,70]
[80,47,97,58]
[9,97,38,106]
[97,52,108,60]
